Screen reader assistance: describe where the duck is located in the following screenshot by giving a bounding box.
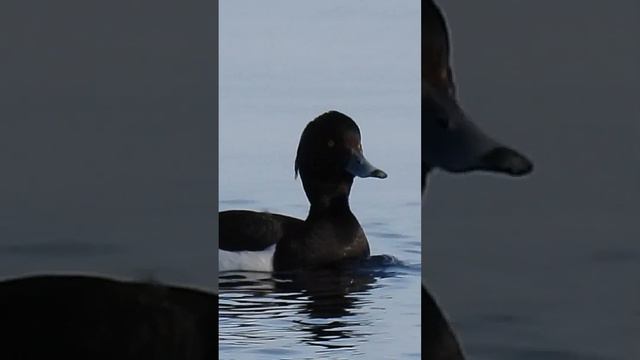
[0,274,217,359]
[219,110,387,273]
[421,1,533,360]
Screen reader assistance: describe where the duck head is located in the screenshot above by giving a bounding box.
[422,82,533,190]
[421,0,533,192]
[295,111,387,208]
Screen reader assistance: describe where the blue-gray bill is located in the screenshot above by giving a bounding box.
[346,151,388,179]
[422,82,533,182]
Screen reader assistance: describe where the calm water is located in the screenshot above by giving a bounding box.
[218,193,421,359]
[0,0,217,291]
[219,1,421,358]
[219,258,420,359]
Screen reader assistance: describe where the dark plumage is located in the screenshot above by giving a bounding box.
[219,210,301,252]
[422,0,456,96]
[0,275,217,360]
[422,285,466,360]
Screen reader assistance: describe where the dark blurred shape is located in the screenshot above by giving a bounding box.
[0,275,217,359]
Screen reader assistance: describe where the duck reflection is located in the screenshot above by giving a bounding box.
[219,256,407,350]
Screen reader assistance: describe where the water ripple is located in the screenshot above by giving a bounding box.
[219,266,420,359]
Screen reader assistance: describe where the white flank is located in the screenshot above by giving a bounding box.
[218,244,275,272]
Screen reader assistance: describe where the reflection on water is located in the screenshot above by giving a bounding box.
[219,259,420,359]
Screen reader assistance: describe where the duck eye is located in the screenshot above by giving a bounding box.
[327,140,335,148]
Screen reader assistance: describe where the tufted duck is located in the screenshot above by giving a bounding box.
[219,111,387,272]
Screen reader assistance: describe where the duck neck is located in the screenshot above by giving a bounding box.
[308,193,352,219]
[304,178,355,220]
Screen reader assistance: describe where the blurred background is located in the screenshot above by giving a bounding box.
[0,0,218,291]
[424,1,640,359]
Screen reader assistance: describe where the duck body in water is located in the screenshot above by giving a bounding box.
[219,111,387,272]
[423,286,466,360]
[0,274,217,360]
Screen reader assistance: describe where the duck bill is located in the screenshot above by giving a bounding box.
[346,151,387,179]
[477,146,533,176]
[422,86,534,177]
[441,113,534,176]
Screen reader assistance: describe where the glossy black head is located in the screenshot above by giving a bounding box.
[295,111,387,205]
[422,83,533,189]
[422,0,456,97]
